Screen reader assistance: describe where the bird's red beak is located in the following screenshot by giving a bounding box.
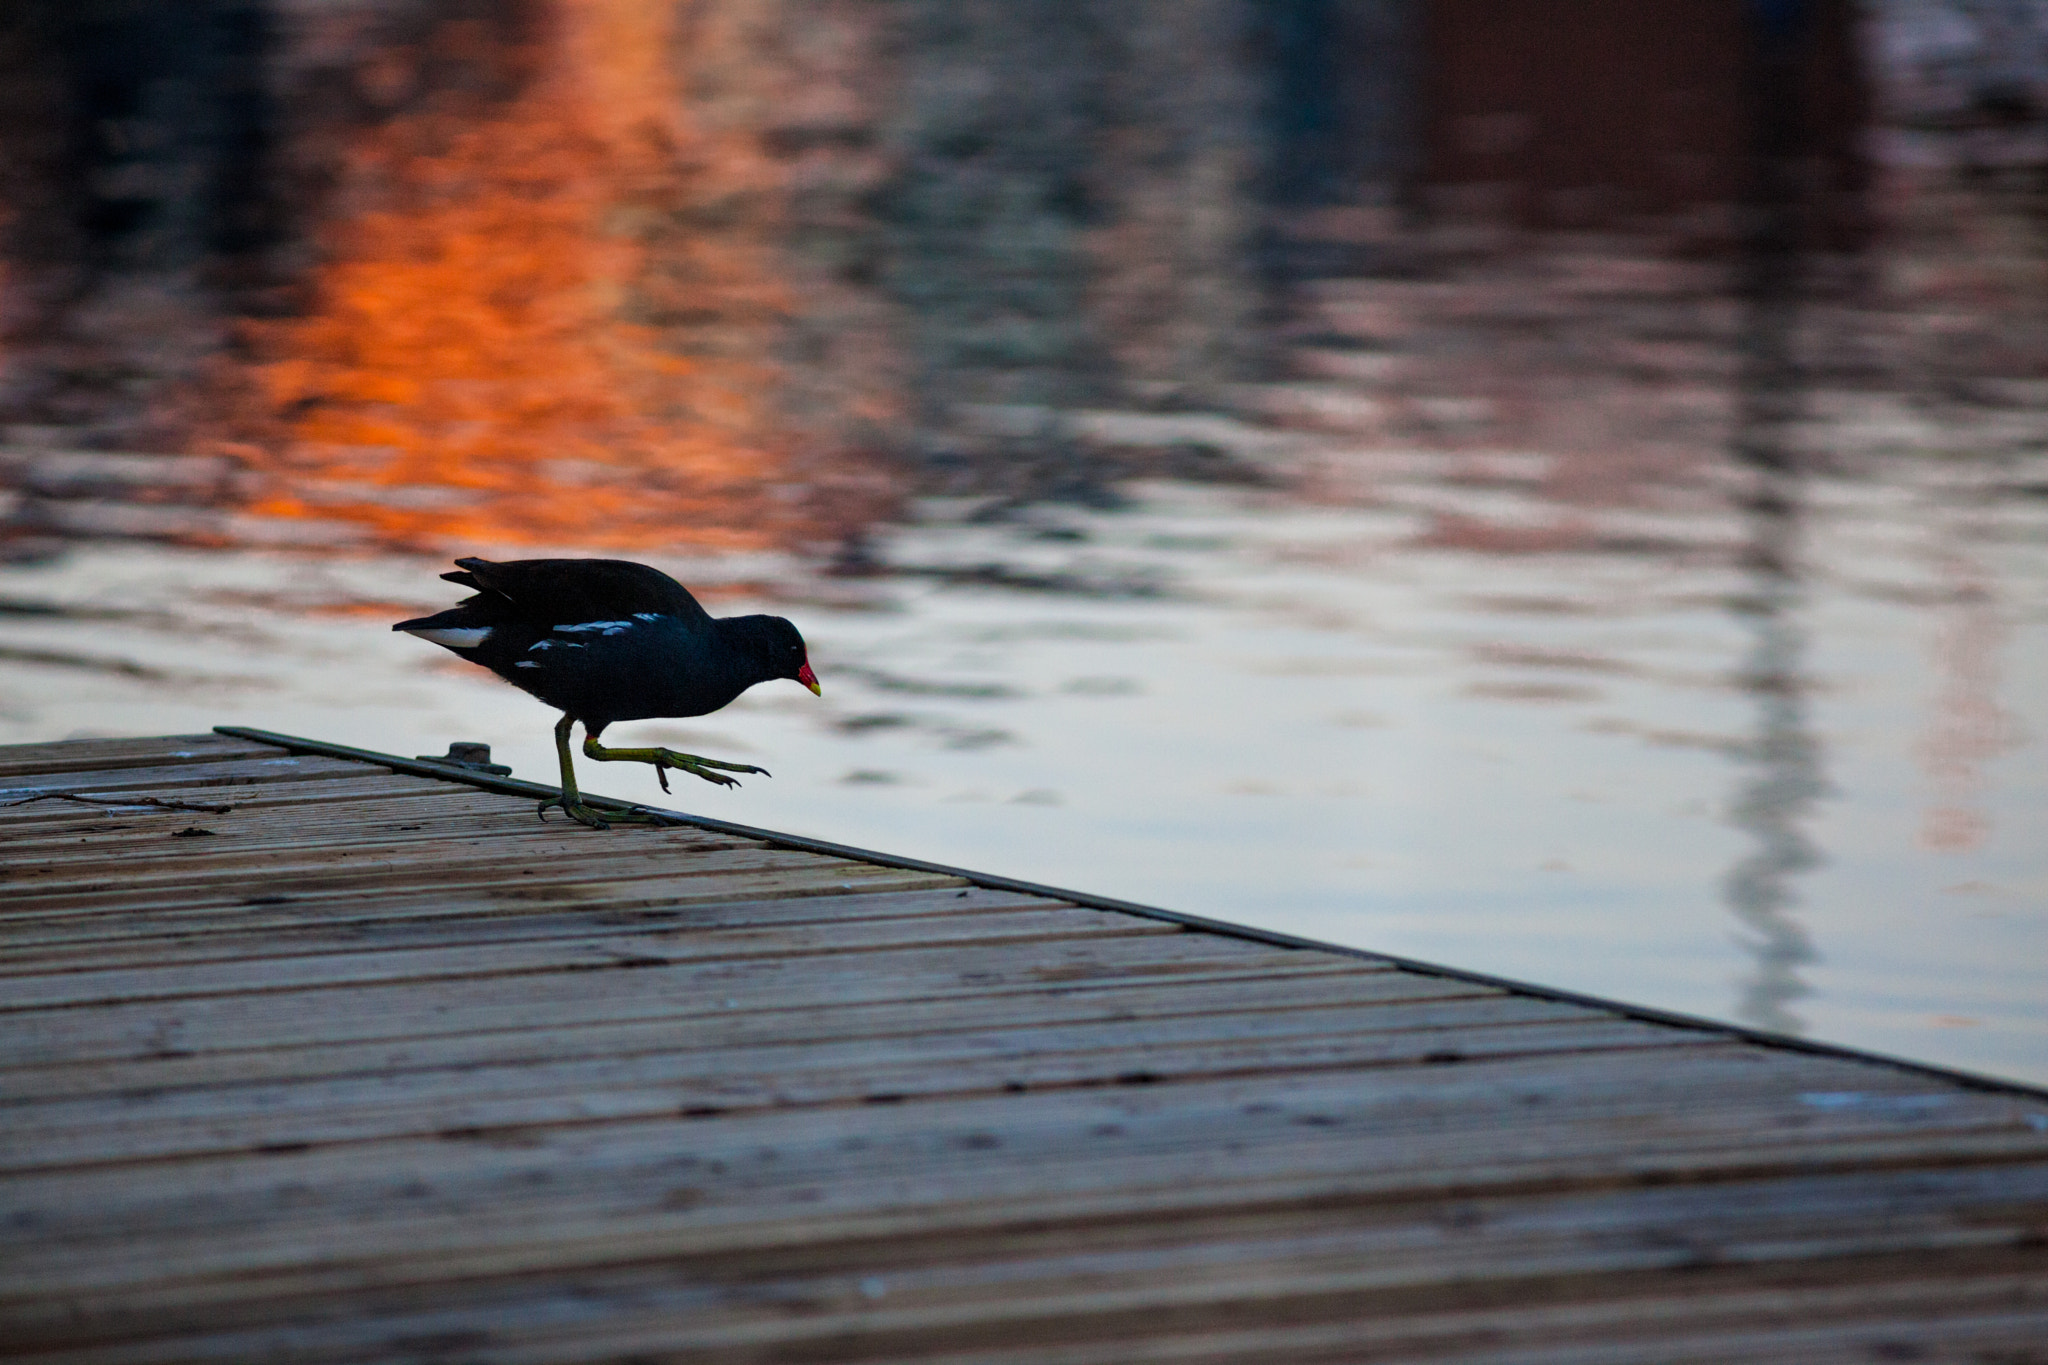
[797,661,822,696]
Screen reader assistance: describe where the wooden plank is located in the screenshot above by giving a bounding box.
[0,963,1490,1102]
[2,1044,2024,1243]
[12,1111,2030,1310]
[0,789,566,854]
[0,884,1064,961]
[1,1004,1655,1169]
[0,755,377,804]
[0,774,482,830]
[858,1293,2048,1365]
[0,822,760,901]
[13,1208,2047,1364]
[0,801,687,862]
[0,840,907,940]
[16,1154,2048,1358]
[0,934,1366,1065]
[524,1279,2048,1365]
[0,770,711,844]
[3,809,744,871]
[5,1053,2041,1314]
[0,889,1126,1011]
[0,842,932,925]
[0,734,278,780]
[7,1165,2045,1364]
[16,1055,2013,1230]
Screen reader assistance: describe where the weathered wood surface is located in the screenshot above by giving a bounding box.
[1,732,2044,1364]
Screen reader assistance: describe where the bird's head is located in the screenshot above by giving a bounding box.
[727,614,822,696]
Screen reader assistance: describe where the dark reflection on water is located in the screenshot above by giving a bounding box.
[1724,356,1824,1037]
[1721,6,1827,1036]
[1725,523,1825,1036]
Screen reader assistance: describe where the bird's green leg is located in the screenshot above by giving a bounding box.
[535,717,693,827]
[583,734,769,792]
[535,714,665,829]
[537,714,608,828]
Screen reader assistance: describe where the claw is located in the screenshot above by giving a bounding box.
[537,795,611,830]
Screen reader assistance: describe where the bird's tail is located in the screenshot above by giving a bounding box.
[392,604,495,650]
[440,558,492,593]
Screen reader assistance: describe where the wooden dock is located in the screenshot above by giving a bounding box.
[3,728,2046,1363]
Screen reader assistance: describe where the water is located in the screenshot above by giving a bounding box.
[6,155,2047,1085]
[4,431,2044,1085]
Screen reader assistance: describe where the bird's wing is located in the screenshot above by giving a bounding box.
[444,558,712,625]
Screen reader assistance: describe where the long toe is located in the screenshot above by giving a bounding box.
[697,757,769,775]
[602,807,678,825]
[537,796,611,830]
[648,748,769,785]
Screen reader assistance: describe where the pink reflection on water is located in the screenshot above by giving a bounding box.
[1917,548,2022,853]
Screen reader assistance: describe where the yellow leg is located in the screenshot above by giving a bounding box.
[535,714,671,829]
[583,733,768,792]
[536,714,606,828]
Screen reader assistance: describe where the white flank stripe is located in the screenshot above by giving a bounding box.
[406,626,492,649]
[555,620,635,636]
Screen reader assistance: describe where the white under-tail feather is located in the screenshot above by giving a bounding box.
[404,626,492,649]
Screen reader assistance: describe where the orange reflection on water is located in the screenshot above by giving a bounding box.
[211,1,791,550]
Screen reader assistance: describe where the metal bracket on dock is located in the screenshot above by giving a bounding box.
[412,742,514,777]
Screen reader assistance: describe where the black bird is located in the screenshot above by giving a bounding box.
[394,557,821,828]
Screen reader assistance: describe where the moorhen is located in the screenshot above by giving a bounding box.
[394,557,821,828]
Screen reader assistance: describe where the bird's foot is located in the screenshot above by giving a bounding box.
[585,742,769,792]
[535,794,617,829]
[536,795,680,830]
